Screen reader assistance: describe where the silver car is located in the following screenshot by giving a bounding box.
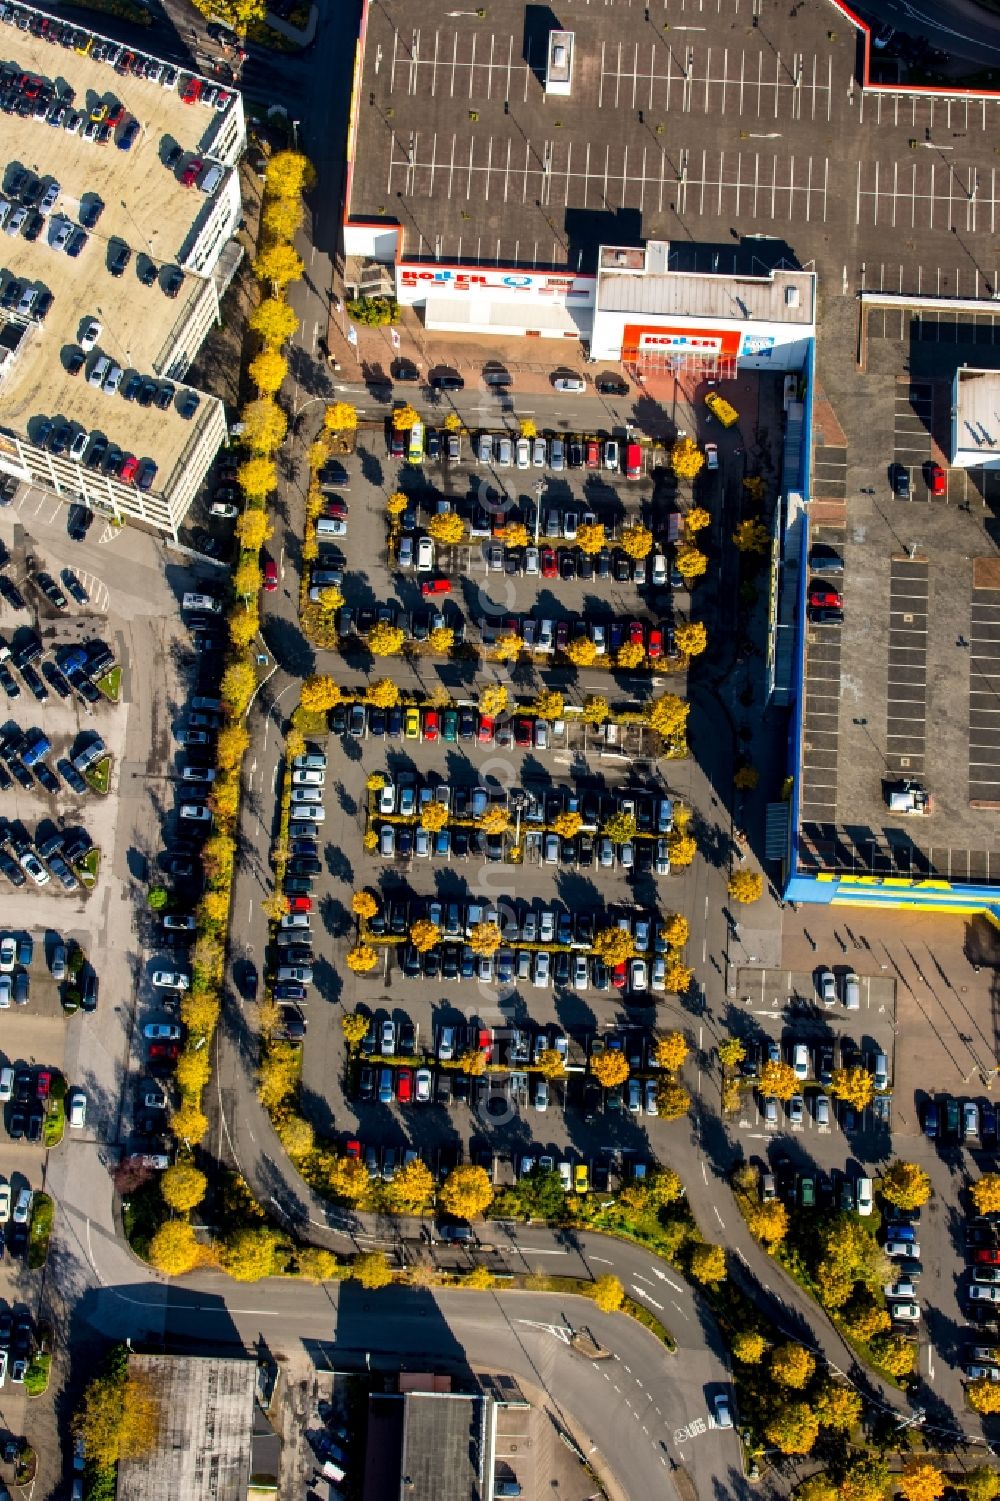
[496,435,512,467]
[477,432,493,465]
[532,436,547,467]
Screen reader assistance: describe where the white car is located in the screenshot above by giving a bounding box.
[889,1301,920,1322]
[629,959,647,992]
[792,1043,810,1080]
[67,1089,87,1129]
[516,437,530,469]
[532,437,547,467]
[886,1239,921,1259]
[0,977,11,1010]
[558,1161,572,1192]
[713,1393,734,1430]
[291,787,323,804]
[0,937,15,973]
[884,1277,916,1300]
[604,439,619,471]
[292,768,325,786]
[180,765,216,782]
[651,553,668,587]
[179,803,212,823]
[704,442,719,470]
[78,312,101,353]
[553,375,585,392]
[144,1022,183,1040]
[496,436,512,467]
[416,536,435,572]
[645,1079,659,1115]
[524,546,540,575]
[818,968,837,1005]
[415,1067,432,1102]
[534,1079,549,1112]
[0,1182,10,1223]
[13,1187,31,1225]
[151,970,190,991]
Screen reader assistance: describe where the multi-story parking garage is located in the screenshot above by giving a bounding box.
[0,4,245,535]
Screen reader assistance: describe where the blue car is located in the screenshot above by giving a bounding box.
[922,1101,938,1139]
[885,1223,917,1242]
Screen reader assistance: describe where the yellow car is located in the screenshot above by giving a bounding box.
[89,101,108,122]
[574,1164,589,1195]
[404,706,420,740]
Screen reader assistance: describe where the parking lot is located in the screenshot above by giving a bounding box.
[797,490,1000,883]
[317,418,711,676]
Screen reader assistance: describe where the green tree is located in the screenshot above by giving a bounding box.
[717,1038,746,1071]
[964,1468,1000,1501]
[764,1400,819,1455]
[839,1456,890,1501]
[795,1479,838,1501]
[146,887,168,911]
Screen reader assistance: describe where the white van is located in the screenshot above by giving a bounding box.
[856,1177,874,1215]
[198,162,224,194]
[873,1052,889,1091]
[183,592,222,613]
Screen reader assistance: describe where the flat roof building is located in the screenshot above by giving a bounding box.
[0,4,245,536]
[115,1353,257,1501]
[952,367,1000,467]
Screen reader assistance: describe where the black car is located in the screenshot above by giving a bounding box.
[891,462,910,499]
[596,373,629,396]
[359,1066,375,1101]
[34,571,67,610]
[65,347,85,377]
[613,551,631,582]
[34,762,60,795]
[81,969,99,1012]
[0,852,24,887]
[108,240,131,277]
[431,372,464,391]
[0,577,25,611]
[0,665,19,700]
[26,1109,42,1143]
[559,549,576,580]
[79,195,104,229]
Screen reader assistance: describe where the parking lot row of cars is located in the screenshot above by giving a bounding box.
[373,776,673,832]
[0,804,94,892]
[390,424,644,478]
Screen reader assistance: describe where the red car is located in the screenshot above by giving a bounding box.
[629,621,645,647]
[647,626,663,660]
[423,709,439,741]
[974,1248,1000,1265]
[928,462,946,496]
[345,1139,361,1160]
[420,577,451,597]
[514,717,533,747]
[612,962,627,989]
[105,100,124,127]
[181,75,203,103]
[478,715,495,744]
[809,586,843,609]
[389,427,406,458]
[541,547,558,578]
[149,1042,180,1061]
[263,559,278,592]
[181,159,203,187]
[396,1068,413,1103]
[478,1028,493,1061]
[288,896,312,914]
[35,1070,51,1100]
[325,498,349,519]
[585,439,600,469]
[119,456,139,485]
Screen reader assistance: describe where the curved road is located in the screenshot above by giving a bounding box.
[47,1149,743,1501]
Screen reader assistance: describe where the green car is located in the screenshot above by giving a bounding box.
[442,709,459,742]
[799,1176,815,1209]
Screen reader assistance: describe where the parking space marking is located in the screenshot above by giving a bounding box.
[886,559,928,776]
[388,136,828,222]
[969,587,1000,804]
[856,159,999,233]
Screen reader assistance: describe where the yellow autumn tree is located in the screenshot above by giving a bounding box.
[676,621,708,657]
[254,241,304,290]
[325,401,358,432]
[248,349,288,395]
[670,436,705,479]
[249,297,299,349]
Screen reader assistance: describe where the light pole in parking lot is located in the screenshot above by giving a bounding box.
[533,479,545,545]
